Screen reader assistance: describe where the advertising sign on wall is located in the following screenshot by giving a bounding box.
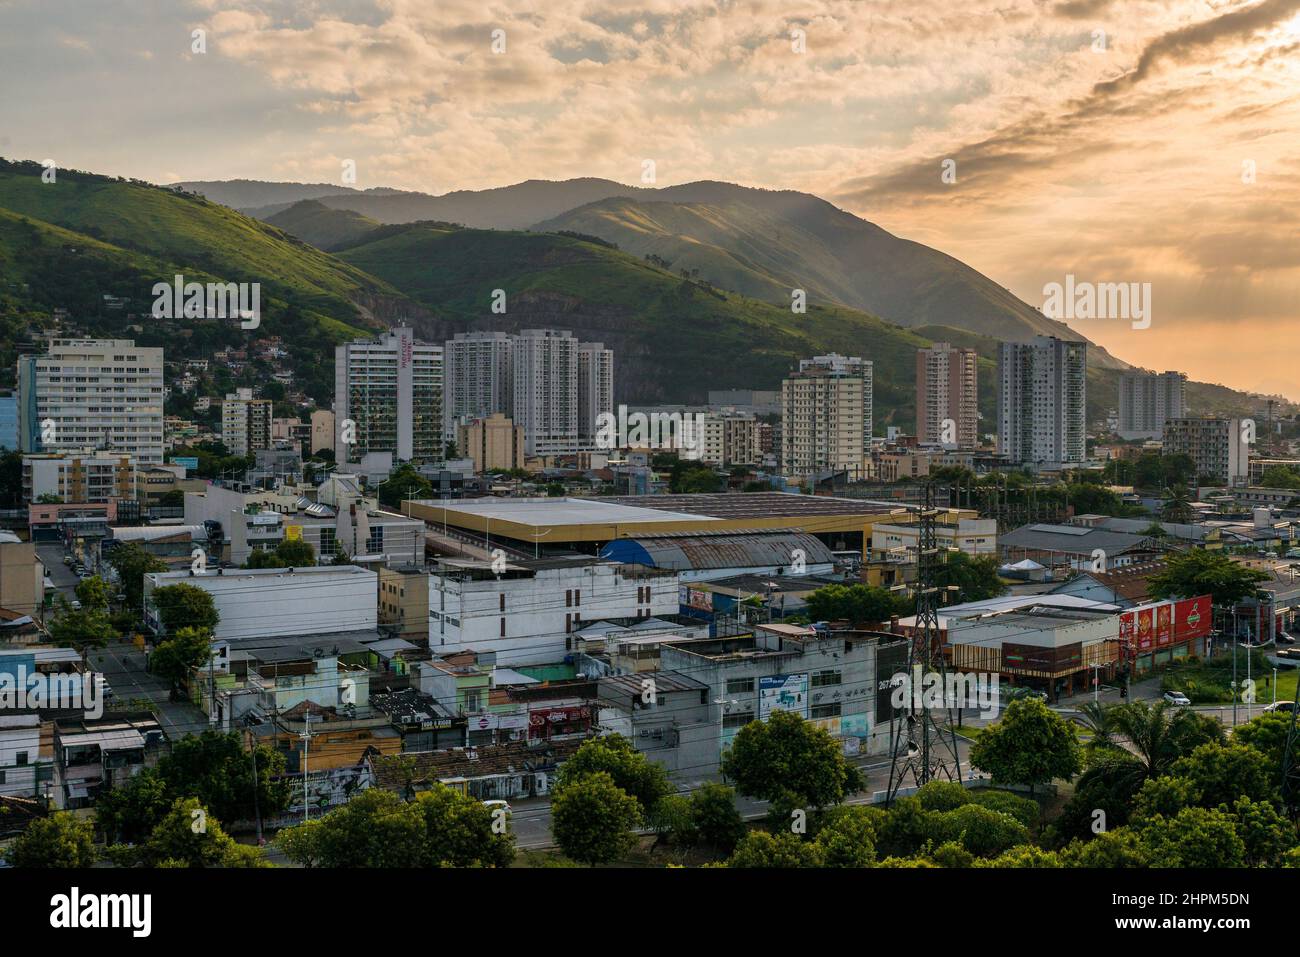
[759,673,809,719]
[1155,601,1173,647]
[1136,606,1154,651]
[1173,596,1211,641]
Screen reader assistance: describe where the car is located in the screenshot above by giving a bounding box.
[69,599,81,610]
[1279,633,1297,645]
[1265,701,1296,713]
[1163,691,1191,706]
[482,799,512,814]
[62,556,73,566]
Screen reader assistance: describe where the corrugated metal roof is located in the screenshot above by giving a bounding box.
[602,529,835,572]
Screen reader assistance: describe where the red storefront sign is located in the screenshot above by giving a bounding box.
[1119,610,1135,650]
[1155,602,1173,647]
[1136,607,1154,651]
[528,705,592,738]
[1173,596,1211,641]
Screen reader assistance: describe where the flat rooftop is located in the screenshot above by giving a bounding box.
[406,493,919,544]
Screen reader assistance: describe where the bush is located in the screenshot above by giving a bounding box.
[915,780,971,812]
[931,804,1029,858]
[969,790,1039,829]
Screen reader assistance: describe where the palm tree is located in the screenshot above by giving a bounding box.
[1162,484,1194,524]
[1093,700,1222,791]
[1072,701,1116,753]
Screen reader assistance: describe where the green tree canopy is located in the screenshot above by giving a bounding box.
[721,710,862,809]
[551,771,642,866]
[152,581,220,634]
[970,698,1080,795]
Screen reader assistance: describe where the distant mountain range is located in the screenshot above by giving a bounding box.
[0,158,1276,433]
[181,176,1125,367]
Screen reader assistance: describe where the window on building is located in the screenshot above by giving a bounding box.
[811,702,843,719]
[725,678,755,694]
[15,751,28,766]
[811,670,842,688]
[722,712,753,729]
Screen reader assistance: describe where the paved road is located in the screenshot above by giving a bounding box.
[87,640,210,741]
[36,542,79,604]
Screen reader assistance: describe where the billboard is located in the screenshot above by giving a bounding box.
[1136,606,1155,651]
[1155,601,1173,647]
[1174,596,1211,641]
[759,673,809,719]
[876,640,909,723]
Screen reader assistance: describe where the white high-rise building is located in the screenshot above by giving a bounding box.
[1118,370,1186,440]
[512,329,579,456]
[221,387,273,456]
[442,331,514,442]
[18,338,164,465]
[782,356,873,480]
[997,336,1087,467]
[577,341,614,448]
[334,327,443,464]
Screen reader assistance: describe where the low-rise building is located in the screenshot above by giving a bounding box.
[143,565,379,641]
[428,557,678,665]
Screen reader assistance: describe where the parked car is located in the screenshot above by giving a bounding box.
[69,599,81,610]
[1265,701,1296,713]
[482,799,512,815]
[1163,691,1191,706]
[1005,687,1048,703]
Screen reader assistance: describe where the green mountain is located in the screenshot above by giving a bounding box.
[264,200,381,252]
[335,221,958,418]
[190,175,1125,368]
[0,158,421,400]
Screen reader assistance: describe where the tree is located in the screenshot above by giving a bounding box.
[689,783,747,852]
[970,698,1080,795]
[935,552,1007,604]
[1085,700,1221,795]
[930,804,1029,858]
[97,731,290,842]
[157,730,291,826]
[7,812,96,867]
[550,771,642,866]
[96,768,174,843]
[278,789,424,867]
[1169,742,1276,808]
[1061,828,1150,868]
[74,574,112,611]
[245,537,317,569]
[728,831,825,868]
[47,600,117,649]
[804,583,904,626]
[721,710,862,809]
[414,784,515,867]
[1137,806,1246,868]
[374,463,433,509]
[1161,484,1194,524]
[1148,549,1268,607]
[139,798,268,868]
[813,805,878,867]
[1227,795,1295,867]
[151,582,220,634]
[554,734,671,817]
[149,626,214,691]
[106,542,167,611]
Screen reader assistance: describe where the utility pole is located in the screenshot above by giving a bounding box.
[887,480,963,802]
[300,712,314,823]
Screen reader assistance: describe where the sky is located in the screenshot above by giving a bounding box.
[1,0,1298,399]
